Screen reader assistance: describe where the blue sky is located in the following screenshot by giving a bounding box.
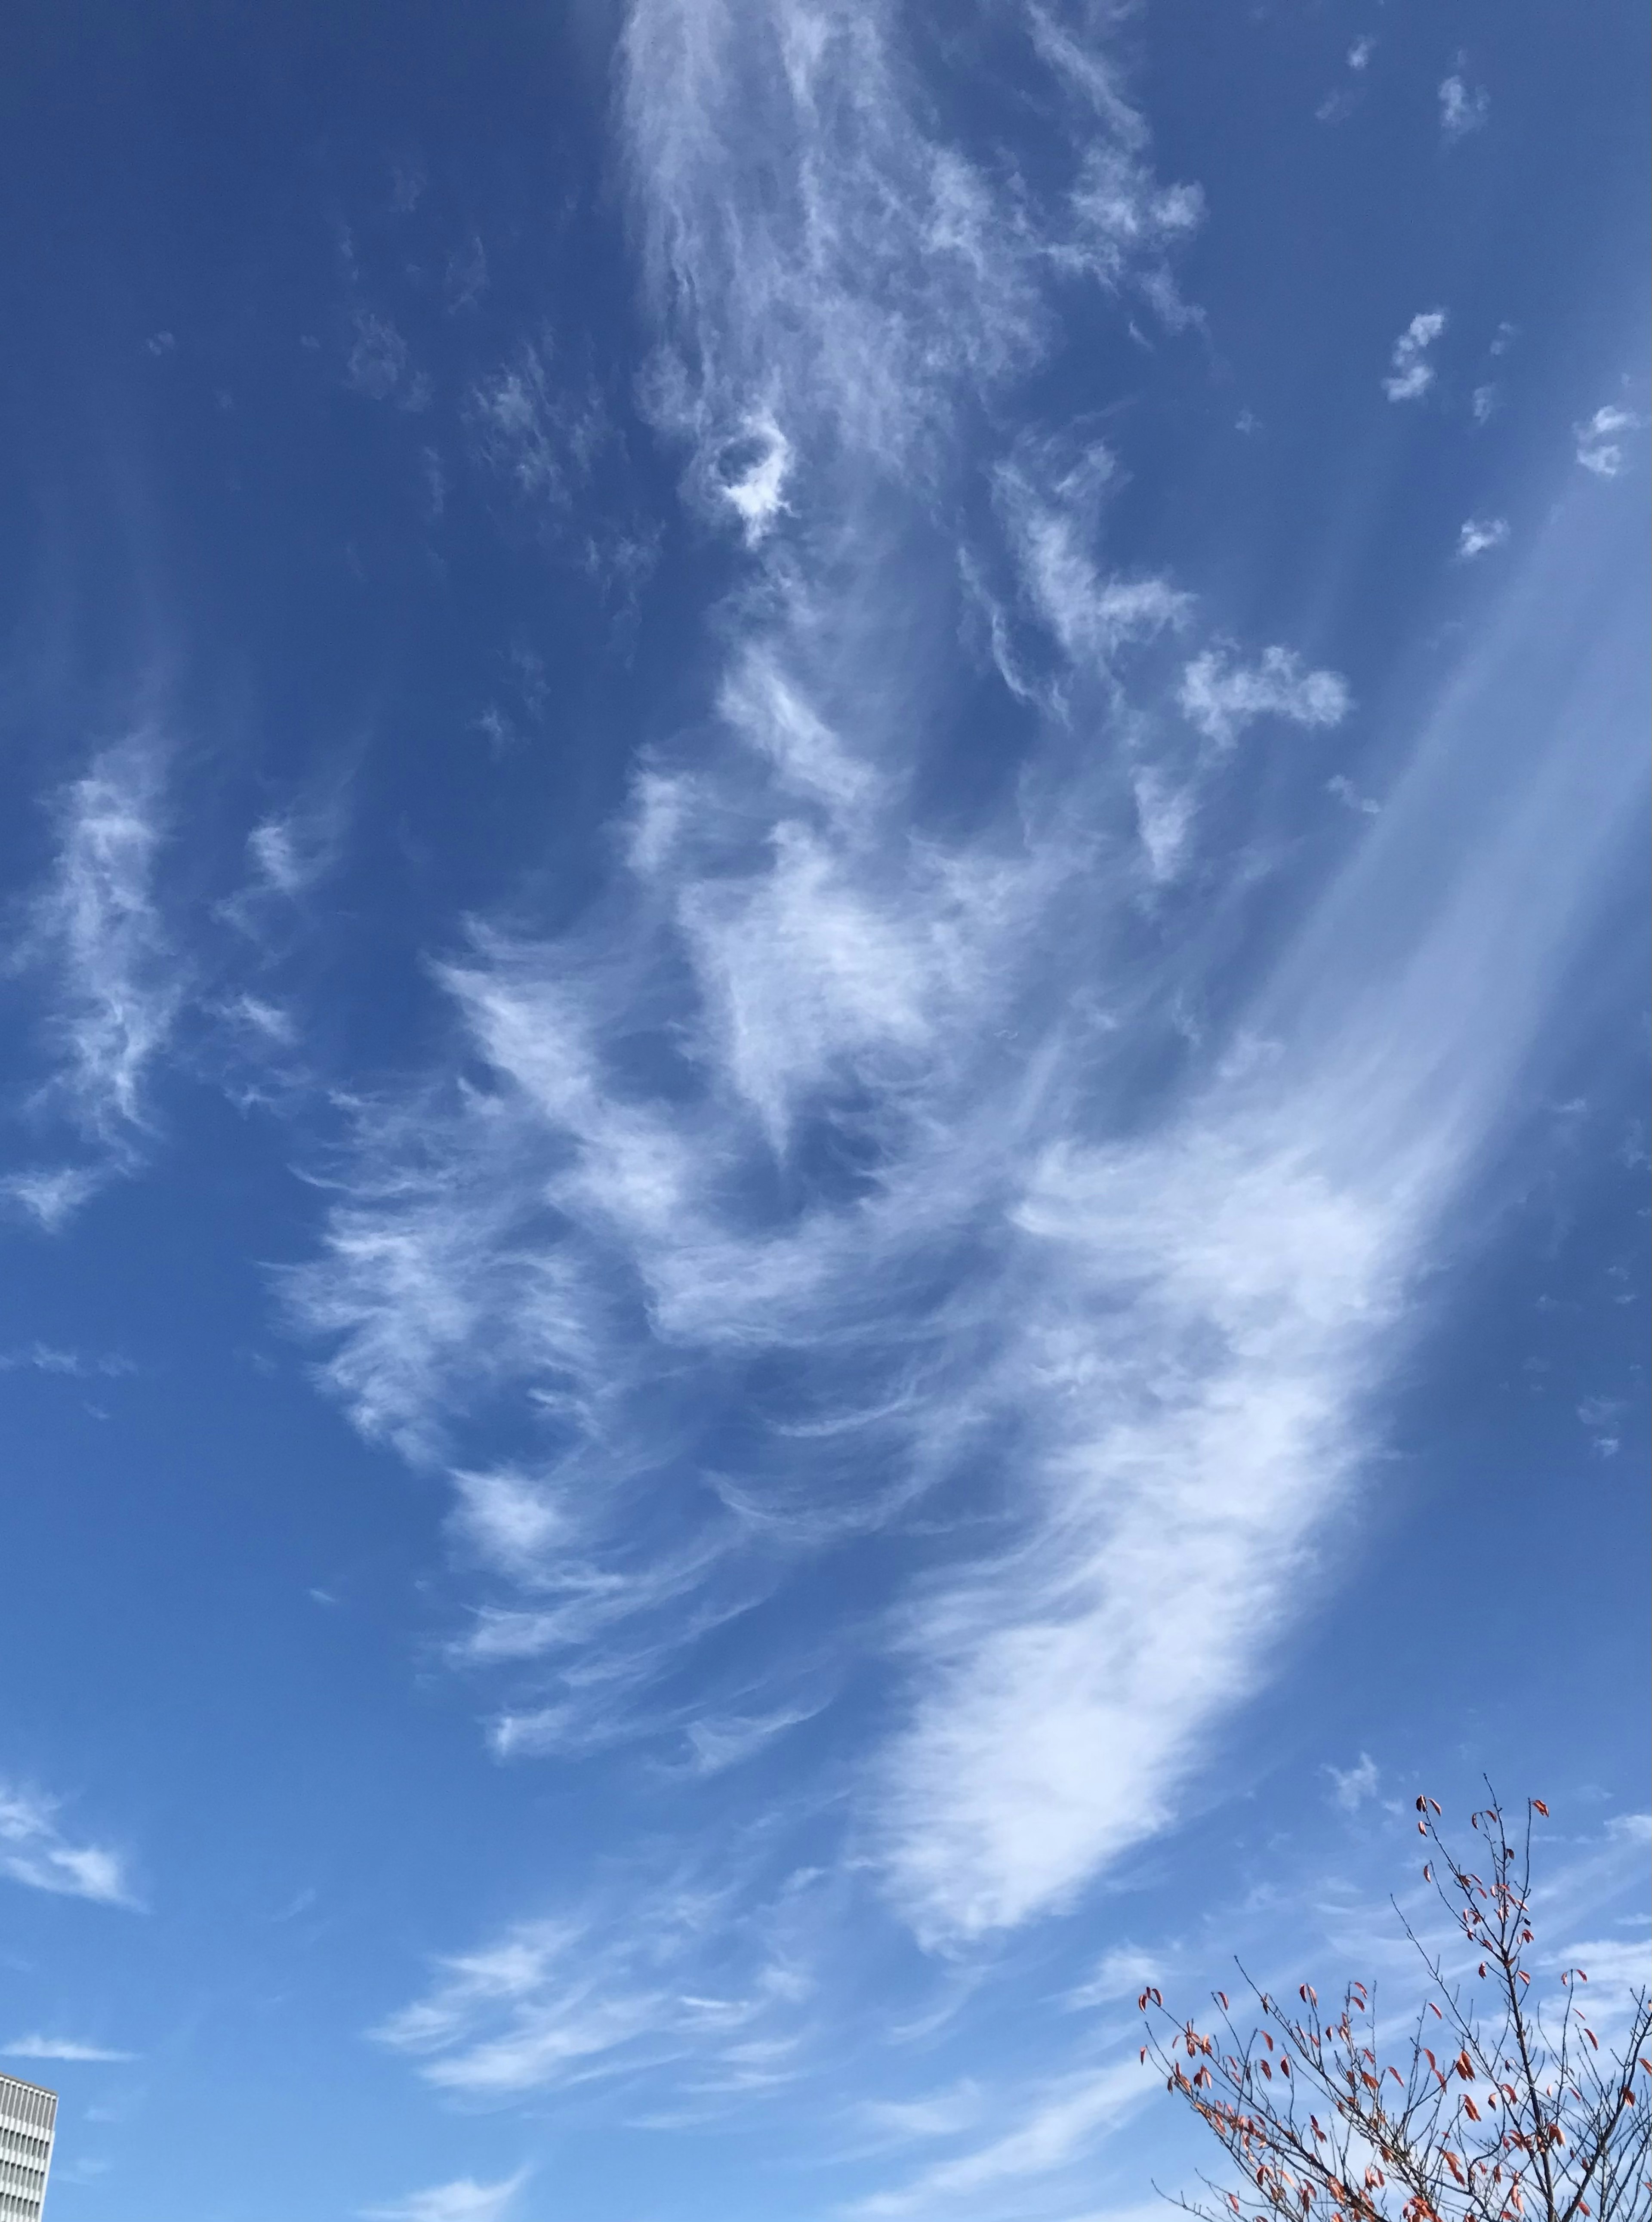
[0,2,1646,2217]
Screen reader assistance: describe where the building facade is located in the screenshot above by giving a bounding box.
[0,2074,55,2220]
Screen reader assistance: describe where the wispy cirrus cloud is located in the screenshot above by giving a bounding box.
[3,739,180,1226]
[465,338,608,508]
[0,1781,138,1907]
[1383,309,1447,401]
[0,1343,136,1379]
[363,2175,526,2222]
[848,2060,1149,2219]
[296,0,1644,2012]
[375,1866,817,2100]
[3,2036,136,2062]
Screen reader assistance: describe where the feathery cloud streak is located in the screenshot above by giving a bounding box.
[0,1781,136,1907]
[3,2037,136,2062]
[4,739,179,1225]
[363,2175,526,2222]
[376,1869,815,2099]
[294,0,1645,2000]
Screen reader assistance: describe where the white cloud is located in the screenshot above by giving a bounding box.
[1326,774,1380,818]
[0,1166,105,1231]
[1383,309,1446,401]
[346,311,410,400]
[1178,644,1350,747]
[3,2037,135,2063]
[1065,1945,1163,2010]
[624,0,1200,489]
[1326,1752,1380,1810]
[13,740,179,1159]
[466,340,609,507]
[867,493,1648,1942]
[247,815,331,901]
[1347,38,1374,71]
[1456,515,1510,560]
[0,1344,134,1379]
[858,2080,985,2142]
[363,2175,525,2222]
[0,1782,136,1907]
[293,0,1648,1982]
[1438,73,1489,141]
[711,411,793,541]
[1472,383,1498,424]
[996,439,1192,679]
[376,1871,815,2099]
[1575,404,1643,478]
[850,2062,1147,2218]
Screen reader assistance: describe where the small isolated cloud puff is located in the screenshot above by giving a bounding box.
[1456,517,1510,561]
[0,1782,136,1907]
[1347,38,1375,71]
[1327,775,1380,818]
[1384,310,1447,402]
[4,2037,136,2063]
[711,413,793,542]
[345,312,428,411]
[363,2175,526,2222]
[0,1166,105,1232]
[1575,405,1644,479]
[1178,644,1350,748]
[1438,74,1489,141]
[1326,1753,1380,1811]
